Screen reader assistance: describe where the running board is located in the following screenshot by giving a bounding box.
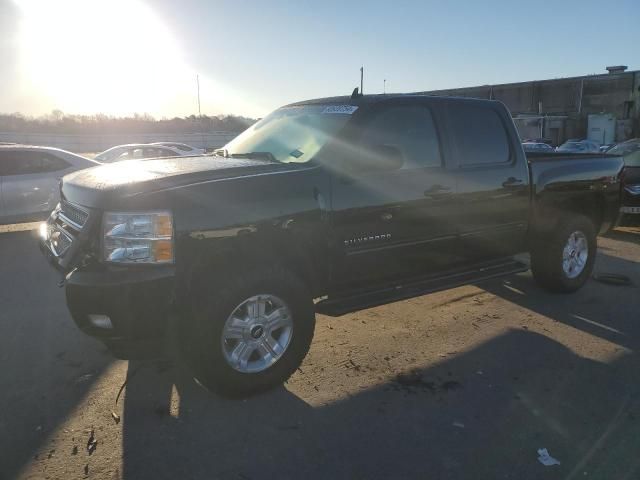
[316,260,528,317]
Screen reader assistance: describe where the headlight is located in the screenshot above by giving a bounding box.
[624,184,640,195]
[102,211,174,264]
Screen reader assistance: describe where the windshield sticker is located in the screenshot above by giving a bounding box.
[321,105,359,115]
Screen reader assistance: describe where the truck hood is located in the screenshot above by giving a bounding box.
[61,155,291,208]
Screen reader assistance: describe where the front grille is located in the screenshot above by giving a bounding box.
[44,200,90,259]
[59,201,89,229]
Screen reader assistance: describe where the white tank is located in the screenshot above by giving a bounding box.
[587,114,616,145]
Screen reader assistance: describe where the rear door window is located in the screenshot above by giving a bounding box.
[360,104,442,169]
[446,103,511,166]
[149,148,175,157]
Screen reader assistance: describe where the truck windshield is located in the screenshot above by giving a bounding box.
[222,105,355,164]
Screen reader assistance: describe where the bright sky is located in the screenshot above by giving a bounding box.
[1,0,637,119]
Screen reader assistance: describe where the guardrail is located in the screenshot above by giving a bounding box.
[0,132,239,153]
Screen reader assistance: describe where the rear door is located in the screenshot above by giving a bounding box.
[0,150,71,219]
[444,101,530,262]
[330,99,462,290]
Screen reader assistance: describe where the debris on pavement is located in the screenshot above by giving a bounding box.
[87,428,97,455]
[452,422,465,429]
[394,371,436,392]
[111,411,121,424]
[537,448,561,466]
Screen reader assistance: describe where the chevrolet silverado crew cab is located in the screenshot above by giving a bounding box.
[40,94,624,396]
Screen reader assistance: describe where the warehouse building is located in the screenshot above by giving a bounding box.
[416,66,640,146]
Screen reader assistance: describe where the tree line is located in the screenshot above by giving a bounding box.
[0,110,257,134]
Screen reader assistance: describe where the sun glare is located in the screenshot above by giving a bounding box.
[13,0,267,118]
[15,0,187,115]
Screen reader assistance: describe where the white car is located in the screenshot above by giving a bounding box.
[0,145,99,224]
[94,144,199,163]
[151,142,205,155]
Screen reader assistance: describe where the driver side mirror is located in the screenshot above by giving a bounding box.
[351,144,404,172]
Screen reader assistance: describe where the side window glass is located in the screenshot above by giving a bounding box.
[360,105,442,169]
[0,151,60,176]
[447,104,511,166]
[40,153,71,172]
[0,151,24,175]
[156,148,175,157]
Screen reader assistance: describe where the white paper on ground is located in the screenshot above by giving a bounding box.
[537,448,561,466]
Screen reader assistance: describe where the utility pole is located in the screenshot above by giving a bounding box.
[383,79,386,94]
[196,74,205,150]
[360,66,364,95]
[196,74,202,117]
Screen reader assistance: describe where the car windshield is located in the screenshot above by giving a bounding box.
[95,146,127,161]
[222,105,355,164]
[557,142,586,151]
[608,140,640,166]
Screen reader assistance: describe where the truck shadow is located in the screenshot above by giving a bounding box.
[120,330,640,479]
[0,229,114,479]
[118,237,640,480]
[481,251,639,353]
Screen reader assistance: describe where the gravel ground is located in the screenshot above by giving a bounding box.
[1,227,639,480]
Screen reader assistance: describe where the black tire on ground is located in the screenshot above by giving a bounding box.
[530,214,597,293]
[183,265,315,397]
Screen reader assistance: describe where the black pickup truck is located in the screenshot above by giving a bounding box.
[40,94,624,395]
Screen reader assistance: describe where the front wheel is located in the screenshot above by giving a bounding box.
[530,214,596,293]
[184,266,315,397]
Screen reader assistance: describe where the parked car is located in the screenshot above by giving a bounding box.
[556,139,600,153]
[40,94,623,396]
[522,138,552,145]
[607,138,640,225]
[522,142,554,153]
[600,143,616,152]
[151,142,205,155]
[94,144,192,163]
[0,145,99,224]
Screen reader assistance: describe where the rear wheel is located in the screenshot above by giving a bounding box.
[184,266,315,397]
[530,214,596,293]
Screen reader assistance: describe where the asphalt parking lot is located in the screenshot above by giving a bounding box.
[1,226,639,480]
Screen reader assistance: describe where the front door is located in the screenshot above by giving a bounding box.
[329,100,461,291]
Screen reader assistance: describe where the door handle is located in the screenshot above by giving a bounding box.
[502,177,524,188]
[424,184,452,198]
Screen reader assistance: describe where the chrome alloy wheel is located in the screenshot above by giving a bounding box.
[562,230,589,279]
[221,294,294,373]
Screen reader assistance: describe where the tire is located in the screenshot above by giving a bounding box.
[530,214,596,293]
[184,265,315,397]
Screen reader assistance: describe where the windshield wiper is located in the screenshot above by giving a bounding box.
[229,151,277,162]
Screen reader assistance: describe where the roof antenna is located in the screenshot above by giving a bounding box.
[360,66,364,95]
[351,87,360,99]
